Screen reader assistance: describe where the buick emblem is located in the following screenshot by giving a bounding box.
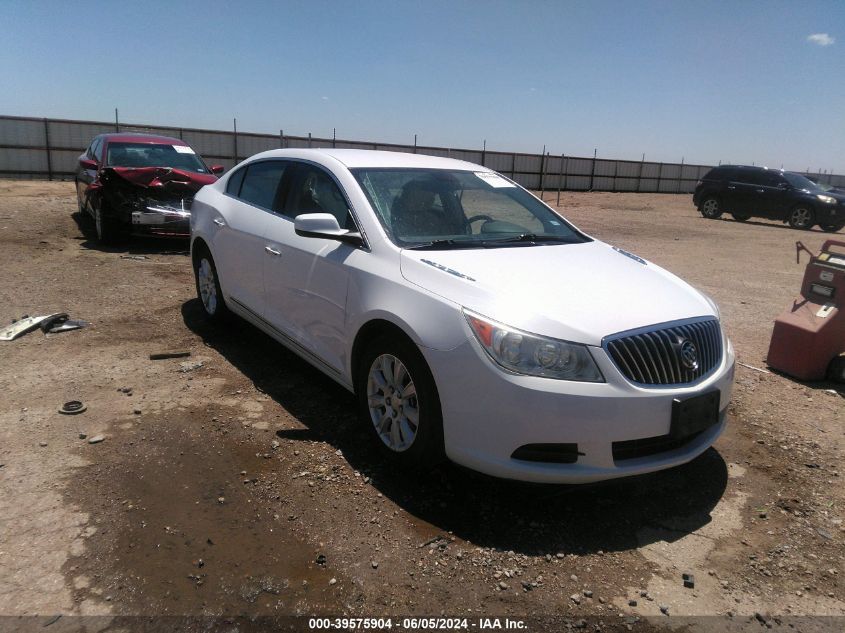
[679,339,699,370]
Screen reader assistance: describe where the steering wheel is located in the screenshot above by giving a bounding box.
[467,214,494,225]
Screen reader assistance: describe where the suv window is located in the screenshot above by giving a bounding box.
[704,167,733,181]
[287,164,354,228]
[732,169,764,185]
[239,161,287,210]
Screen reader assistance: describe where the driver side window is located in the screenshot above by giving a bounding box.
[460,188,545,234]
[287,164,355,229]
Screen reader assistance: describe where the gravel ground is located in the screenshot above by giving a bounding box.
[0,181,842,631]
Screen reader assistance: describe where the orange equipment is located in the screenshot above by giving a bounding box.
[767,240,845,382]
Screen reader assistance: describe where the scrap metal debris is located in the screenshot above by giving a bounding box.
[120,255,149,261]
[59,401,87,415]
[0,313,87,340]
[178,360,204,372]
[149,351,191,360]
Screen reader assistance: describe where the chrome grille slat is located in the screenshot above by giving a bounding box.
[604,318,723,387]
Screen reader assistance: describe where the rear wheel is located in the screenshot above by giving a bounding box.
[356,334,444,469]
[193,247,231,323]
[700,197,722,219]
[787,205,815,230]
[819,221,845,233]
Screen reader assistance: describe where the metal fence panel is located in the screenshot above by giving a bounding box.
[616,161,641,178]
[237,135,280,157]
[50,149,85,173]
[639,178,659,192]
[565,157,593,175]
[565,175,591,190]
[0,118,46,146]
[48,121,114,149]
[483,152,514,172]
[514,154,542,172]
[0,147,48,172]
[180,130,234,158]
[594,160,616,177]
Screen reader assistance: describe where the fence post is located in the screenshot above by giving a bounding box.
[481,139,486,167]
[308,132,312,148]
[556,154,564,206]
[589,148,597,191]
[563,155,569,192]
[332,128,336,148]
[636,153,644,193]
[114,108,120,133]
[612,159,618,192]
[43,118,53,182]
[538,146,546,198]
[678,157,684,192]
[510,153,516,179]
[233,118,238,163]
[280,129,284,148]
[656,162,663,193]
[413,134,417,154]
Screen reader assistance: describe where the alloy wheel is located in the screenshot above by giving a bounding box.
[789,207,812,229]
[701,198,720,218]
[366,354,419,452]
[197,258,218,315]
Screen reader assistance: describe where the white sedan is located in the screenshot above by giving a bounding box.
[190,149,735,483]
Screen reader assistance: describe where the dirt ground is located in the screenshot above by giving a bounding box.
[0,181,842,631]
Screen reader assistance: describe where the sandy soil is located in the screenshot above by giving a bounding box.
[0,182,842,630]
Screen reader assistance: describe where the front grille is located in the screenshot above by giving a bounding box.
[511,443,581,464]
[604,318,722,386]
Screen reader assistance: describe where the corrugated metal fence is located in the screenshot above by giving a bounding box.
[2,113,843,193]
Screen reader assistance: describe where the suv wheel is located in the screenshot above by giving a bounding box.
[193,247,231,323]
[700,197,722,219]
[356,334,444,469]
[819,221,845,233]
[788,205,815,230]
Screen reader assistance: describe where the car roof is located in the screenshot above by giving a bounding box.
[99,133,188,145]
[247,148,490,171]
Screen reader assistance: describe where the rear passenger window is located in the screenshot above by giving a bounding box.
[239,161,287,210]
[226,167,246,196]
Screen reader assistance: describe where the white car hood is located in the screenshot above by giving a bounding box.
[399,240,715,346]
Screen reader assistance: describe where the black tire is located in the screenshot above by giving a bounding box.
[356,333,444,469]
[731,213,750,222]
[819,221,845,233]
[699,197,722,219]
[827,356,845,384]
[93,201,128,245]
[192,246,232,323]
[787,205,815,230]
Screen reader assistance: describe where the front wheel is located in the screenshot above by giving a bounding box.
[93,202,127,244]
[788,205,815,230]
[193,248,231,323]
[356,334,444,469]
[700,197,722,219]
[819,221,845,233]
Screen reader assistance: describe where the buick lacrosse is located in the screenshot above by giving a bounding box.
[190,149,734,483]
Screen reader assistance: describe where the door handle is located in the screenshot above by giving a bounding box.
[264,246,282,256]
[756,189,764,193]
[213,218,225,227]
[727,186,736,190]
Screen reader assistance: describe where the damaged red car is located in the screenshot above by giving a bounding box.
[75,133,224,243]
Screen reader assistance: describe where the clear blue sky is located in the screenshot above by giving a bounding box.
[1,0,843,171]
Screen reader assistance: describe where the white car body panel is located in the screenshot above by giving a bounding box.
[191,149,735,484]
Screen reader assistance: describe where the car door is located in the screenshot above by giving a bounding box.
[76,137,102,212]
[726,170,759,214]
[211,160,288,319]
[766,173,792,220]
[262,162,356,373]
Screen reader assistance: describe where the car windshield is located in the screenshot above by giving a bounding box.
[783,172,821,191]
[106,142,209,173]
[352,168,587,248]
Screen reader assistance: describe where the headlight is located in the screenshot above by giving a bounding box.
[817,194,836,204]
[463,310,604,382]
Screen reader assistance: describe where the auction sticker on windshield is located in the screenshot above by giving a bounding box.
[474,172,515,188]
[173,145,195,154]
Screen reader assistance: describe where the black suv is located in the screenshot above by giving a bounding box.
[692,165,845,232]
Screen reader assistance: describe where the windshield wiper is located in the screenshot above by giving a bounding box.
[404,239,486,250]
[484,233,578,245]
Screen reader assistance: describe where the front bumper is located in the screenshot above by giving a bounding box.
[131,200,192,234]
[422,330,735,484]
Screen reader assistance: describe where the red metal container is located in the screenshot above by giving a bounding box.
[767,239,845,381]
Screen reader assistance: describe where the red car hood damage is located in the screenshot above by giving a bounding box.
[99,167,217,195]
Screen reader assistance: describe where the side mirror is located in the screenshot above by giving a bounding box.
[294,213,363,247]
[210,165,225,175]
[79,157,97,170]
[778,182,790,190]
